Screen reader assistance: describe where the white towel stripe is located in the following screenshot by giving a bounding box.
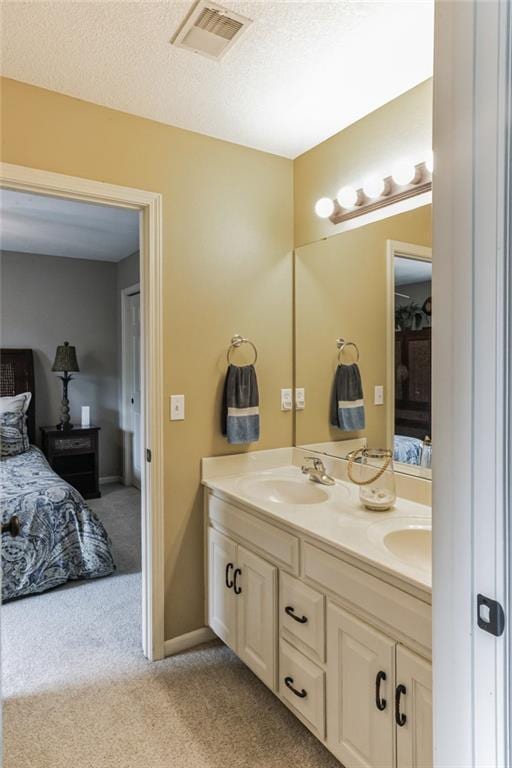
[227,406,260,417]
[338,399,364,409]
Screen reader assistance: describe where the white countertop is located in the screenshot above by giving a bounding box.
[203,462,432,595]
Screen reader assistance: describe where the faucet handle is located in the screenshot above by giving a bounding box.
[301,456,325,472]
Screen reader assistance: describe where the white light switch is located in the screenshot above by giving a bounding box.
[295,388,305,410]
[170,394,185,421]
[281,388,293,411]
[374,385,384,405]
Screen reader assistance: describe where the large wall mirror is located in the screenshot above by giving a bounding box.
[294,202,432,478]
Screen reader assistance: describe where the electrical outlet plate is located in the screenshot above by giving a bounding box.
[295,388,305,410]
[374,385,384,406]
[281,388,293,411]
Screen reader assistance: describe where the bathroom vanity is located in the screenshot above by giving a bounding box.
[203,449,432,768]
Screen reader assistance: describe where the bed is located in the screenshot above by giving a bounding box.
[393,434,423,466]
[1,349,115,601]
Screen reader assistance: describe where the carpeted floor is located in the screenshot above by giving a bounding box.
[2,484,339,768]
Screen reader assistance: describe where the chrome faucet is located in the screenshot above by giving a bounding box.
[301,456,336,486]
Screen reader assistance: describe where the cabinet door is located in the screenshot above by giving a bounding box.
[396,646,433,768]
[208,528,237,650]
[327,603,395,768]
[236,545,277,690]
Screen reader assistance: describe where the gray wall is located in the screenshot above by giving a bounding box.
[0,250,132,478]
[117,250,139,293]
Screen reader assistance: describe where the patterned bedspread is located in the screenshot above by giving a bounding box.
[393,435,422,466]
[0,446,115,601]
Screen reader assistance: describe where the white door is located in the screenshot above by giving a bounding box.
[326,603,395,768]
[236,545,277,690]
[208,528,237,650]
[396,646,432,768]
[433,2,511,764]
[126,291,141,488]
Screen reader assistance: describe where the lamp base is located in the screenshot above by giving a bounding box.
[56,422,74,431]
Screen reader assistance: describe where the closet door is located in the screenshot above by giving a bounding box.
[327,603,395,768]
[396,646,433,768]
[208,528,237,650]
[236,545,277,690]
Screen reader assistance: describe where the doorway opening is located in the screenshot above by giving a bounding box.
[0,162,164,662]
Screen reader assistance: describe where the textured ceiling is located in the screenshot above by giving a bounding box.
[0,189,140,261]
[0,1,434,158]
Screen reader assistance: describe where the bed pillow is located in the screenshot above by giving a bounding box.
[0,392,32,457]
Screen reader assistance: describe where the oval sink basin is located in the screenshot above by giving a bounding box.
[384,528,431,570]
[240,478,330,505]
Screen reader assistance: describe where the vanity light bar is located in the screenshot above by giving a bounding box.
[315,158,433,224]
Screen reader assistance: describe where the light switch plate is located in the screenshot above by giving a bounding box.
[295,387,305,410]
[170,394,185,421]
[281,388,293,411]
[374,385,384,406]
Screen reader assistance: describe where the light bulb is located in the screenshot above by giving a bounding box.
[392,160,416,186]
[336,186,358,209]
[362,176,385,199]
[314,197,335,218]
[425,150,434,173]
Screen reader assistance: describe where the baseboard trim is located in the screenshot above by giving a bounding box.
[164,627,215,657]
[99,475,122,485]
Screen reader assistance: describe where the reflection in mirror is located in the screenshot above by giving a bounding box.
[294,203,432,479]
[391,246,432,473]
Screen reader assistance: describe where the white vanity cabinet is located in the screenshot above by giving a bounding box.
[205,489,432,768]
[327,604,433,768]
[208,527,277,690]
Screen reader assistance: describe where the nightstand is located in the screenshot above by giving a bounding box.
[40,426,101,500]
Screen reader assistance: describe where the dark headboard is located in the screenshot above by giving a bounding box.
[0,349,36,444]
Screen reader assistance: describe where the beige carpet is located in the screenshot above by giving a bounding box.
[2,484,339,768]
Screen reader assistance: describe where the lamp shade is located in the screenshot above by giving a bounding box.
[52,341,79,373]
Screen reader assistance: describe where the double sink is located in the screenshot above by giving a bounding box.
[229,469,432,586]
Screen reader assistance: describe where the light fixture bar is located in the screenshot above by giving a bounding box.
[316,160,432,225]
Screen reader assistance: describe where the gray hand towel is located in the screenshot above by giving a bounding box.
[330,363,365,431]
[221,364,260,444]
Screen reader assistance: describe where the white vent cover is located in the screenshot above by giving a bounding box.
[172,1,252,60]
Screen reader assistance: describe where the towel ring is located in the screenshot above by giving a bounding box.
[336,337,360,363]
[227,334,258,365]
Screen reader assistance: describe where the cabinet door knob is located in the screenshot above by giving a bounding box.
[395,683,407,726]
[284,676,307,699]
[233,568,242,595]
[375,670,387,711]
[225,562,234,590]
[285,606,308,624]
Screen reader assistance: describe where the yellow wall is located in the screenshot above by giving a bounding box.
[1,74,433,641]
[0,77,294,640]
[294,79,433,247]
[295,205,432,448]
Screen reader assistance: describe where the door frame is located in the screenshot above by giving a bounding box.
[433,0,511,764]
[121,282,141,488]
[0,162,165,662]
[385,240,432,450]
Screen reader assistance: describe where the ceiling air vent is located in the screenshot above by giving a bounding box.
[172,1,252,60]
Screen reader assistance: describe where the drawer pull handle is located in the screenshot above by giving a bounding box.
[225,563,234,590]
[233,568,242,595]
[395,684,407,726]
[375,670,387,711]
[285,606,308,624]
[284,676,307,699]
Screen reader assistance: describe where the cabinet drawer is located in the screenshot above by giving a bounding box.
[279,640,325,738]
[53,436,93,452]
[303,542,431,651]
[208,494,299,574]
[280,573,325,662]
